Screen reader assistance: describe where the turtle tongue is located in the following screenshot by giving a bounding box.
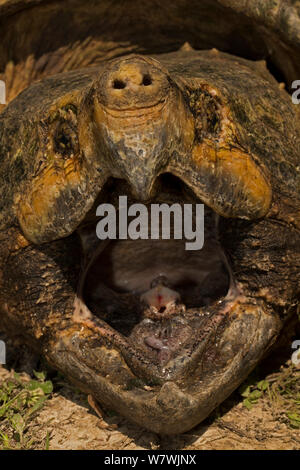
[140,280,181,313]
[133,276,188,366]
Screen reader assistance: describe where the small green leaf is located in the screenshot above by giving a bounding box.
[26,396,47,417]
[26,380,53,394]
[33,370,46,381]
[39,381,53,395]
[10,413,25,435]
[243,398,253,410]
[249,390,262,400]
[287,412,300,422]
[45,431,50,450]
[0,390,8,402]
[0,431,10,449]
[13,372,21,383]
[6,381,16,393]
[257,380,269,391]
[288,419,300,429]
[240,385,251,398]
[26,380,43,391]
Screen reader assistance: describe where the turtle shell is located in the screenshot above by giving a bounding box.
[1,0,300,101]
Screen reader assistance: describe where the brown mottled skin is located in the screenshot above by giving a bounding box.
[0,0,299,434]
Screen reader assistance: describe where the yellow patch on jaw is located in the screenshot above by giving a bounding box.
[192,142,272,218]
[16,159,83,241]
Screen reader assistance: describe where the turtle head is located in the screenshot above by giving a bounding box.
[1,52,299,434]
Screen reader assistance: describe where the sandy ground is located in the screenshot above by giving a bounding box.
[29,385,300,450]
[0,341,299,450]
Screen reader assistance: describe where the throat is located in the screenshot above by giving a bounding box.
[78,210,230,336]
[73,175,236,366]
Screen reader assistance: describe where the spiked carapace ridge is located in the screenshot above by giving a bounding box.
[0,0,299,434]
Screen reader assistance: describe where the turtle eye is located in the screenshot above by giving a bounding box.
[54,121,79,158]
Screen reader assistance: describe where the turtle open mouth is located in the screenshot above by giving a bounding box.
[6,52,277,388]
[74,173,236,376]
[2,33,297,433]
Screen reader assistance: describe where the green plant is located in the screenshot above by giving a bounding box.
[0,370,53,449]
[239,363,300,429]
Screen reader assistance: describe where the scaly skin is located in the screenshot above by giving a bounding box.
[0,50,299,434]
[0,1,299,434]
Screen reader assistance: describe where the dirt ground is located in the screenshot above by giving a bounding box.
[0,336,299,450]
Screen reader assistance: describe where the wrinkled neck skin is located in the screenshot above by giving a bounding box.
[0,50,299,434]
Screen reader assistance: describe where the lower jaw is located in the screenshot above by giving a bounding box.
[1,218,282,435]
[73,292,235,382]
[48,294,280,434]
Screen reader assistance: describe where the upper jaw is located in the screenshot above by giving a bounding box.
[15,55,271,245]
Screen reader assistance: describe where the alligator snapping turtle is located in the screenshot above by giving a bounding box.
[0,0,300,434]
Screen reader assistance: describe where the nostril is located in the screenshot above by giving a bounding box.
[142,74,152,86]
[112,79,126,89]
